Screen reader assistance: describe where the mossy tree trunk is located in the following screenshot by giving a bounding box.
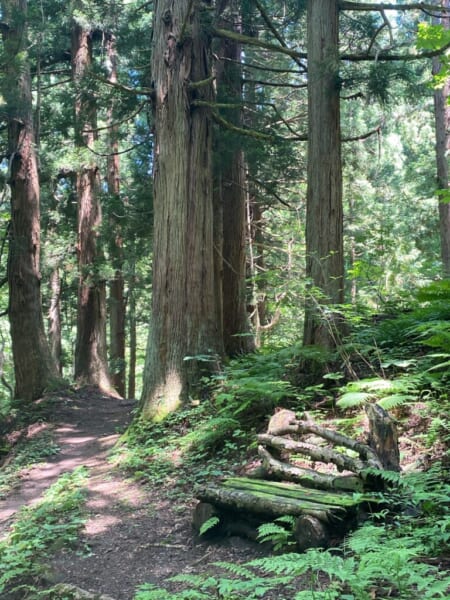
[303,0,344,349]
[1,0,59,402]
[72,15,112,391]
[141,0,222,420]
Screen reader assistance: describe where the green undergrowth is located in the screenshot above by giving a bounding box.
[114,403,250,501]
[0,466,88,598]
[0,428,60,499]
[114,346,303,498]
[134,465,450,599]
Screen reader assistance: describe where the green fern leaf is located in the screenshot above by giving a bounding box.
[337,391,372,408]
[378,394,416,410]
[199,516,219,536]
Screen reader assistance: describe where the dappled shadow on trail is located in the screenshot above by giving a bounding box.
[0,388,135,534]
[50,482,265,600]
[0,387,268,600]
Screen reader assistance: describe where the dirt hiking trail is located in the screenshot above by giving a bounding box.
[0,389,265,600]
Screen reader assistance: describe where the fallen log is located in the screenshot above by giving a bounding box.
[257,433,368,473]
[196,484,345,523]
[267,410,382,468]
[258,445,364,492]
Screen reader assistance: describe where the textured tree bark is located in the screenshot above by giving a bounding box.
[1,0,59,401]
[215,1,255,356]
[258,434,369,473]
[303,0,344,349]
[258,445,364,492]
[127,251,137,399]
[433,0,450,276]
[72,19,112,390]
[141,0,222,420]
[106,31,126,398]
[48,268,63,374]
[267,409,382,468]
[366,403,400,472]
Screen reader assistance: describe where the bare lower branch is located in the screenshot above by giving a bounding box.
[343,124,382,142]
[93,73,153,96]
[340,1,450,12]
[215,26,450,63]
[212,111,307,142]
[341,40,450,60]
[254,0,305,69]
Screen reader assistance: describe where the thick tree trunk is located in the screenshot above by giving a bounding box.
[247,197,267,347]
[433,0,450,275]
[127,252,137,399]
[2,0,59,402]
[141,0,222,420]
[106,31,126,398]
[48,268,63,374]
[303,0,344,349]
[215,2,254,356]
[72,21,112,390]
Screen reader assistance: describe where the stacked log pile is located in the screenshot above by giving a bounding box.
[194,404,399,551]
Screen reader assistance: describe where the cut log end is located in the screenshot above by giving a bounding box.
[294,515,329,552]
[192,502,220,536]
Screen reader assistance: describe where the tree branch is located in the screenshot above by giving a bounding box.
[340,1,450,12]
[253,0,306,69]
[243,78,307,89]
[341,39,450,60]
[212,110,307,142]
[92,73,153,96]
[215,26,450,63]
[213,27,307,60]
[342,124,382,142]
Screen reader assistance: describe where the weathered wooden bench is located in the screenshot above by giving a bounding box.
[193,404,399,550]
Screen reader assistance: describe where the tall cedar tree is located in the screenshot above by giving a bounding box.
[72,16,112,390]
[141,0,222,420]
[433,0,450,275]
[215,0,255,356]
[303,0,344,349]
[106,31,126,397]
[1,0,59,401]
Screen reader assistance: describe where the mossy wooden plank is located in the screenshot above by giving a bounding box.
[197,485,344,523]
[223,477,360,507]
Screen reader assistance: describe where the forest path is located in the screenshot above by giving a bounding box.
[0,388,265,600]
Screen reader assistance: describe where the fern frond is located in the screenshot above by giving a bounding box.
[199,516,219,536]
[378,393,416,410]
[213,561,254,578]
[337,391,372,408]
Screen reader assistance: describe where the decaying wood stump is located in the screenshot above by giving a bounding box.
[366,403,400,472]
